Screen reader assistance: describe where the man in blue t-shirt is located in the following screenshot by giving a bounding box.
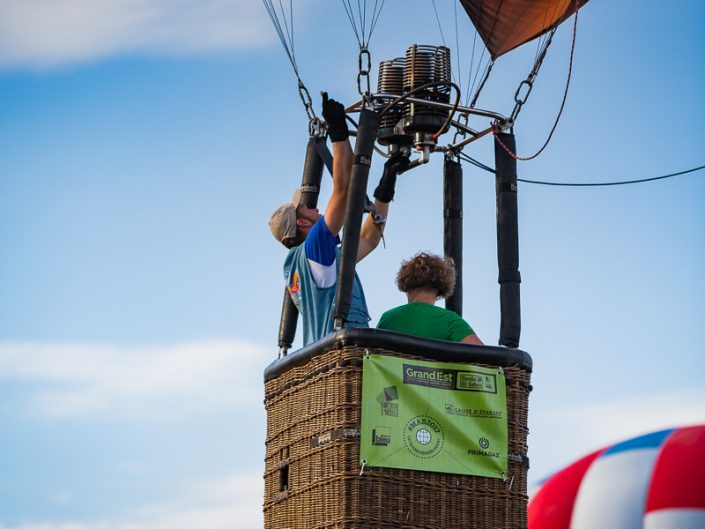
[269,93,406,346]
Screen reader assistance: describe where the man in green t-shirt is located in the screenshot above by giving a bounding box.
[377,252,483,345]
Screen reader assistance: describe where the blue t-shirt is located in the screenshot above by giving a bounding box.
[283,217,370,346]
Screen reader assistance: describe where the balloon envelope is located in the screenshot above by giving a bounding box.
[459,0,589,59]
[528,425,705,529]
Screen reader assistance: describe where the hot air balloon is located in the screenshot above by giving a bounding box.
[260,3,593,528]
[460,0,589,59]
[528,425,705,529]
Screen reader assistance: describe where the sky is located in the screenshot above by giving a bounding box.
[0,0,703,527]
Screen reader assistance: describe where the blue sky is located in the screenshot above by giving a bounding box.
[0,1,704,527]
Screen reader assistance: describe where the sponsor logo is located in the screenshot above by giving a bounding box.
[457,372,497,393]
[403,364,455,389]
[403,415,444,459]
[376,386,399,417]
[467,436,499,458]
[372,426,391,446]
[444,404,503,419]
[402,364,498,394]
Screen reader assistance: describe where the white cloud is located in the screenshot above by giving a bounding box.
[0,472,263,529]
[0,339,273,418]
[0,0,275,70]
[528,386,705,480]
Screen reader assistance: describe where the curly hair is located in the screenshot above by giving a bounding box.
[396,252,456,299]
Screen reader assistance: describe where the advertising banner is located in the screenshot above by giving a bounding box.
[360,354,508,478]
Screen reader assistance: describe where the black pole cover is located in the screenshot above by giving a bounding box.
[300,136,325,207]
[277,136,326,355]
[443,156,463,316]
[494,132,521,348]
[277,291,298,353]
[333,108,380,329]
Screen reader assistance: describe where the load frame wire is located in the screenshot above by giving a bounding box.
[516,164,705,187]
[458,152,496,173]
[457,153,705,187]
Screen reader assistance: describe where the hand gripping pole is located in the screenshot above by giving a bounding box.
[333,108,380,329]
[494,131,521,348]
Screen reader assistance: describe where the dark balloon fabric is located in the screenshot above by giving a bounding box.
[459,0,589,59]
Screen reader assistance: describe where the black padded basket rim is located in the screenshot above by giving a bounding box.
[264,328,532,381]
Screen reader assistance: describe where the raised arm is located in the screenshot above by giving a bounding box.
[357,151,409,262]
[324,139,353,236]
[320,93,352,237]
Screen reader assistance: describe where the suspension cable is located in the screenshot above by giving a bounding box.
[534,0,563,66]
[432,0,493,110]
[494,7,579,161]
[431,0,446,46]
[453,1,462,98]
[469,59,494,109]
[342,0,387,101]
[262,0,318,124]
[341,0,386,49]
[431,0,461,97]
[508,25,558,126]
[262,0,298,76]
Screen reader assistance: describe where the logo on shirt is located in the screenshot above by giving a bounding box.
[288,271,302,307]
[288,271,301,294]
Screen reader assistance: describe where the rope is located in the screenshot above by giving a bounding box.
[494,7,579,161]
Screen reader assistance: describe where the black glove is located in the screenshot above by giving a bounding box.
[374,152,409,203]
[321,92,348,142]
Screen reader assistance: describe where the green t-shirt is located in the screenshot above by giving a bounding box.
[376,302,475,342]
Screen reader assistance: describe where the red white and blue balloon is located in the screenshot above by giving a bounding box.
[528,425,705,529]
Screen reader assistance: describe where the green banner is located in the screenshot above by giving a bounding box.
[360,354,508,478]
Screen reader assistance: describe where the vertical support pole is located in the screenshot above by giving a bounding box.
[299,136,326,207]
[494,131,521,348]
[443,155,463,316]
[277,136,325,357]
[333,108,380,329]
[277,291,298,358]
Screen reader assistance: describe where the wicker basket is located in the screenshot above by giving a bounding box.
[264,328,532,529]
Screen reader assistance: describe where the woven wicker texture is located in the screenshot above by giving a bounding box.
[264,344,531,529]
